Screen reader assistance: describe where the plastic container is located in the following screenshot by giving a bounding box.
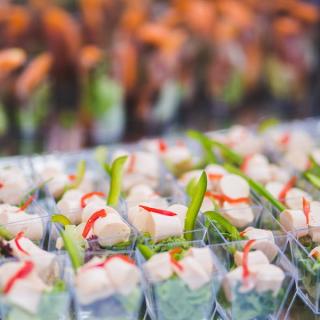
[204,193,285,245]
[137,242,223,320]
[290,232,320,314]
[73,250,143,320]
[0,203,50,249]
[30,151,109,211]
[0,252,71,320]
[212,238,295,320]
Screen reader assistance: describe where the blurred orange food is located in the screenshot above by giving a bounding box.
[15,52,52,100]
[0,48,26,79]
[273,17,301,37]
[79,45,103,70]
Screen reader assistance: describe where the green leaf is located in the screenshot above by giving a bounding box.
[51,214,72,227]
[187,130,217,164]
[186,177,197,197]
[65,160,86,191]
[257,118,280,133]
[107,155,128,206]
[60,226,84,270]
[94,146,108,169]
[184,171,207,240]
[210,140,243,166]
[304,171,320,189]
[0,225,13,240]
[204,211,241,241]
[224,163,286,212]
[138,244,155,260]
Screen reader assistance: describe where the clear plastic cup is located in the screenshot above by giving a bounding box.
[211,239,295,320]
[290,231,320,314]
[73,250,143,320]
[0,252,71,320]
[0,203,50,248]
[137,243,223,320]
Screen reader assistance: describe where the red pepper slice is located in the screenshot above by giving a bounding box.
[85,254,135,270]
[139,205,177,216]
[303,197,310,225]
[240,155,253,173]
[279,132,290,145]
[68,174,76,181]
[19,195,35,212]
[80,192,106,208]
[158,139,167,153]
[208,173,223,180]
[169,247,184,271]
[278,176,297,202]
[239,230,247,238]
[242,239,256,280]
[3,260,34,294]
[14,232,29,255]
[0,182,3,189]
[205,192,250,205]
[310,249,320,260]
[127,154,136,173]
[205,191,225,202]
[82,209,107,238]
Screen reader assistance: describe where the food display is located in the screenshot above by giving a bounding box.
[1,121,320,318]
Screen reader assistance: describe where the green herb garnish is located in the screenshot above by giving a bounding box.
[187,130,217,164]
[51,214,72,227]
[138,244,155,260]
[184,171,207,241]
[106,155,128,206]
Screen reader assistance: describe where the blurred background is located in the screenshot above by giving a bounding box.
[0,0,319,155]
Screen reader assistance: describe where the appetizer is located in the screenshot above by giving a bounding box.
[142,246,218,320]
[0,199,45,242]
[0,256,69,319]
[74,253,142,319]
[0,165,30,205]
[112,149,160,192]
[142,138,196,176]
[217,240,292,320]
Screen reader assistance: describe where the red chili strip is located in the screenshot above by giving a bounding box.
[14,232,29,255]
[81,192,106,208]
[239,230,247,238]
[82,209,106,238]
[169,247,184,271]
[127,154,136,173]
[208,173,223,181]
[85,254,135,270]
[0,182,3,189]
[158,139,168,153]
[303,197,310,225]
[278,176,297,202]
[68,174,76,181]
[279,132,290,145]
[240,155,253,173]
[205,192,250,204]
[242,239,256,280]
[3,261,34,294]
[19,195,35,212]
[139,205,177,216]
